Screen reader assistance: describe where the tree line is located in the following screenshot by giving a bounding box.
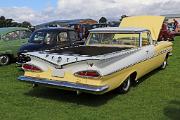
[0,16,32,28]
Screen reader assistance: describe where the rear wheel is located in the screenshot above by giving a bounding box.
[161,55,168,69]
[0,55,10,66]
[117,76,131,94]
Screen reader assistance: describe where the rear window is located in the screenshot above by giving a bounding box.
[88,33,140,47]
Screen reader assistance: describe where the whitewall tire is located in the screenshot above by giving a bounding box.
[117,76,131,94]
[0,55,10,66]
[161,58,168,69]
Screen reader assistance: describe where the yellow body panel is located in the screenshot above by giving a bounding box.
[24,41,172,94]
[120,16,165,40]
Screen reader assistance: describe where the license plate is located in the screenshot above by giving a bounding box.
[52,69,64,78]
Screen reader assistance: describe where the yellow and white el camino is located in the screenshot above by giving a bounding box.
[18,16,173,94]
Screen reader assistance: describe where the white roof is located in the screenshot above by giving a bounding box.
[89,27,149,33]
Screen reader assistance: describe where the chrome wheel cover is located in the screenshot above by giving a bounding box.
[122,77,130,91]
[0,55,9,65]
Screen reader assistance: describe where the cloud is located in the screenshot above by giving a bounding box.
[0,6,59,25]
[0,7,45,25]
[57,0,180,19]
[0,0,180,25]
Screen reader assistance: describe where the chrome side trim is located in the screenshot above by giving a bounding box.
[104,48,172,76]
[18,76,109,94]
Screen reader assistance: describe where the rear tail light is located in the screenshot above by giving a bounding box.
[22,64,42,72]
[75,71,100,78]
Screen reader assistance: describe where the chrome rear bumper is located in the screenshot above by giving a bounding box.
[18,76,109,94]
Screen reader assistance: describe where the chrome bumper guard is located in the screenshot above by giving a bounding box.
[18,76,109,94]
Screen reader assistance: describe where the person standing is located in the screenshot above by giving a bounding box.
[83,27,89,39]
[173,19,179,32]
[74,25,81,40]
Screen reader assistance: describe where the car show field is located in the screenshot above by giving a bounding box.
[0,37,179,120]
[1,0,180,120]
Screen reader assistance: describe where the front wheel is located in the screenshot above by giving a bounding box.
[0,55,10,66]
[117,76,131,94]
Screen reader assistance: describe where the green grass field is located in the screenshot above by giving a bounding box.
[0,38,180,120]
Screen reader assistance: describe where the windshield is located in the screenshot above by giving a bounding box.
[87,33,140,47]
[29,31,58,44]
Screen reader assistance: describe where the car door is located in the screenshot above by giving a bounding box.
[133,32,156,77]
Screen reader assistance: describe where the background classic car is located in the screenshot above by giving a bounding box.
[0,27,31,65]
[18,16,173,94]
[18,27,84,53]
[17,27,84,64]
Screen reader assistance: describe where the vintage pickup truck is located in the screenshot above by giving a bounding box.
[18,16,173,94]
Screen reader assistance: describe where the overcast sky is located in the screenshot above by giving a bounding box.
[0,0,180,25]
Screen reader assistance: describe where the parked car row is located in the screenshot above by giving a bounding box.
[0,27,85,65]
[14,16,173,95]
[0,16,175,66]
[17,27,84,63]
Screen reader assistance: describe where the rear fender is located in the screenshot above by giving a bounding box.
[102,69,137,91]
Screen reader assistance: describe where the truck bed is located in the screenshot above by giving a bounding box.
[48,46,131,56]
